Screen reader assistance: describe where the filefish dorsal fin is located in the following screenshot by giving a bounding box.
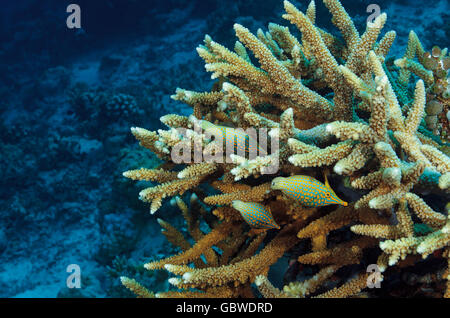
[323,172,337,196]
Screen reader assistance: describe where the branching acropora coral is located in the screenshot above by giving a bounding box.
[393,33,450,142]
[122,0,449,298]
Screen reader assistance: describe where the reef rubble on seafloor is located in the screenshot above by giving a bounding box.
[120,0,450,298]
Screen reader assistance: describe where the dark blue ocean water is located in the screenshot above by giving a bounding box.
[0,0,448,298]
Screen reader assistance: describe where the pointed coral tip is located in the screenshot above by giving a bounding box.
[122,171,131,178]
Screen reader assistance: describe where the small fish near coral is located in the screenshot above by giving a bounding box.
[232,200,280,230]
[200,119,268,157]
[271,175,348,207]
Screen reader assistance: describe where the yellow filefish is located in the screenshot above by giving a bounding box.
[232,200,280,230]
[271,175,348,207]
[200,120,267,157]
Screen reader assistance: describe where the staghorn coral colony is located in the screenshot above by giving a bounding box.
[120,0,450,298]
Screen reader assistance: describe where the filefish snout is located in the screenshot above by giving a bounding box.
[324,192,348,206]
[232,200,280,230]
